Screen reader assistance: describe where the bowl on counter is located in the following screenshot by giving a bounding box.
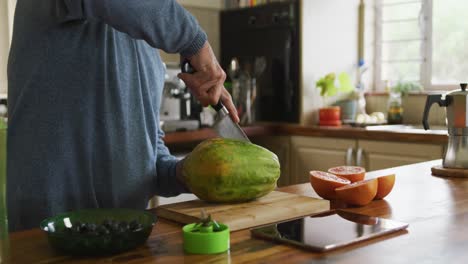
[40,208,156,255]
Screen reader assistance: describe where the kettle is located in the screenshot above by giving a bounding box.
[423,83,468,168]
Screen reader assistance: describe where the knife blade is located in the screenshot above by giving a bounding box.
[181,61,250,142]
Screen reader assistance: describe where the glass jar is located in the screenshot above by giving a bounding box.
[387,92,403,124]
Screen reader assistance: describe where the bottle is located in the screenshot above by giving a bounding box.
[0,118,8,263]
[387,91,403,124]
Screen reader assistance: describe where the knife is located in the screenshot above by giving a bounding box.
[181,61,250,142]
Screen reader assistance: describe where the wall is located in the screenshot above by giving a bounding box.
[159,1,224,63]
[0,0,15,97]
[300,0,374,125]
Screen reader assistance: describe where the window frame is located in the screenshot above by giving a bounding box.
[374,0,459,92]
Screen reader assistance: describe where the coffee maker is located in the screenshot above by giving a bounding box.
[160,63,200,132]
[423,83,468,169]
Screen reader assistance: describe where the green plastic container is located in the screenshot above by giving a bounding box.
[182,223,230,254]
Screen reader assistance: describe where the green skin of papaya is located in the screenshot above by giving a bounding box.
[182,138,281,203]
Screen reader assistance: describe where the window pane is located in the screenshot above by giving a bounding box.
[382,41,422,61]
[382,21,421,41]
[382,2,422,21]
[382,62,420,82]
[432,0,468,84]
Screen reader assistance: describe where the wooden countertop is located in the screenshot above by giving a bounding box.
[163,123,448,145]
[7,160,468,263]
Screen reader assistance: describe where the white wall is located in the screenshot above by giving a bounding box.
[300,0,374,124]
[160,0,225,63]
[160,4,222,63]
[0,0,16,97]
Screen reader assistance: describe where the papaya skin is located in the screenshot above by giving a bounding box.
[182,138,281,203]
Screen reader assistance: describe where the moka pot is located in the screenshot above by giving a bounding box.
[423,83,468,169]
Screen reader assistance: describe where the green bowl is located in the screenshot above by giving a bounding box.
[40,208,156,255]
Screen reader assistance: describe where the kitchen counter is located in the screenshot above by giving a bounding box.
[163,123,448,145]
[7,160,468,263]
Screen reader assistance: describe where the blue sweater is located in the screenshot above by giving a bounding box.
[7,0,206,231]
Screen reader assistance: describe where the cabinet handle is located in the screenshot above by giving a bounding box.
[346,147,354,166]
[356,148,363,167]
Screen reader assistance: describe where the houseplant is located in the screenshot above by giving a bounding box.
[316,72,355,126]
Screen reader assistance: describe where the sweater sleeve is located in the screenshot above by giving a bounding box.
[56,0,206,57]
[153,128,190,197]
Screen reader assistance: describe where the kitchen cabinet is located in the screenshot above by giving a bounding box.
[289,136,356,184]
[357,140,444,171]
[252,136,291,187]
[288,136,444,185]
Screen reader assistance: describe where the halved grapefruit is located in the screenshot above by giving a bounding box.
[335,178,378,206]
[309,171,351,200]
[374,174,396,199]
[328,166,366,183]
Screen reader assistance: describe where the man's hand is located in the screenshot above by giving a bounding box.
[178,42,240,123]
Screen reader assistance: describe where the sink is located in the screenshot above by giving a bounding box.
[365,124,448,134]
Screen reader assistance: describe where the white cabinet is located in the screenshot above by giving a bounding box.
[290,136,356,184]
[358,140,444,171]
[285,136,444,185]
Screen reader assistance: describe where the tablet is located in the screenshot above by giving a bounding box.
[250,210,409,252]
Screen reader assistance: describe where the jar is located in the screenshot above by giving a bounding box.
[387,92,403,124]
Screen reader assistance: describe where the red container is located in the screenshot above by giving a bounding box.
[319,106,341,126]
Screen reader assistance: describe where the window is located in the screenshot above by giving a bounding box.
[374,0,467,91]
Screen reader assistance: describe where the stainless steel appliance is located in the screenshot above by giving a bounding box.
[423,83,468,169]
[161,63,185,121]
[160,63,200,132]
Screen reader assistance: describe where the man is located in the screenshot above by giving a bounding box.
[7,0,238,231]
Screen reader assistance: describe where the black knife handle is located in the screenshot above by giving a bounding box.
[181,60,224,112]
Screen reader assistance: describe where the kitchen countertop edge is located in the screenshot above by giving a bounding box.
[163,123,448,145]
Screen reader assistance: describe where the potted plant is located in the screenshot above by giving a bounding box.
[316,72,354,126]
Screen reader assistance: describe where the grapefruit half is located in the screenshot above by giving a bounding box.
[328,166,366,183]
[335,178,378,206]
[309,171,351,200]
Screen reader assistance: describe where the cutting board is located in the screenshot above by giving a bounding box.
[155,191,330,232]
[432,165,468,177]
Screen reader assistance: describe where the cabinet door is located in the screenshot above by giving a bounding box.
[290,136,356,184]
[358,140,444,171]
[252,136,291,187]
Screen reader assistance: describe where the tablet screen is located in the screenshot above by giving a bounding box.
[251,210,408,252]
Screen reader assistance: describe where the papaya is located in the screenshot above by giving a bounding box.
[182,138,281,203]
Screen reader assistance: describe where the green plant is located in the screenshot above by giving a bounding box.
[316,72,354,98]
[391,81,423,95]
[191,210,222,233]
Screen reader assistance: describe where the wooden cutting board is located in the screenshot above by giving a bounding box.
[155,191,330,232]
[432,165,468,177]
